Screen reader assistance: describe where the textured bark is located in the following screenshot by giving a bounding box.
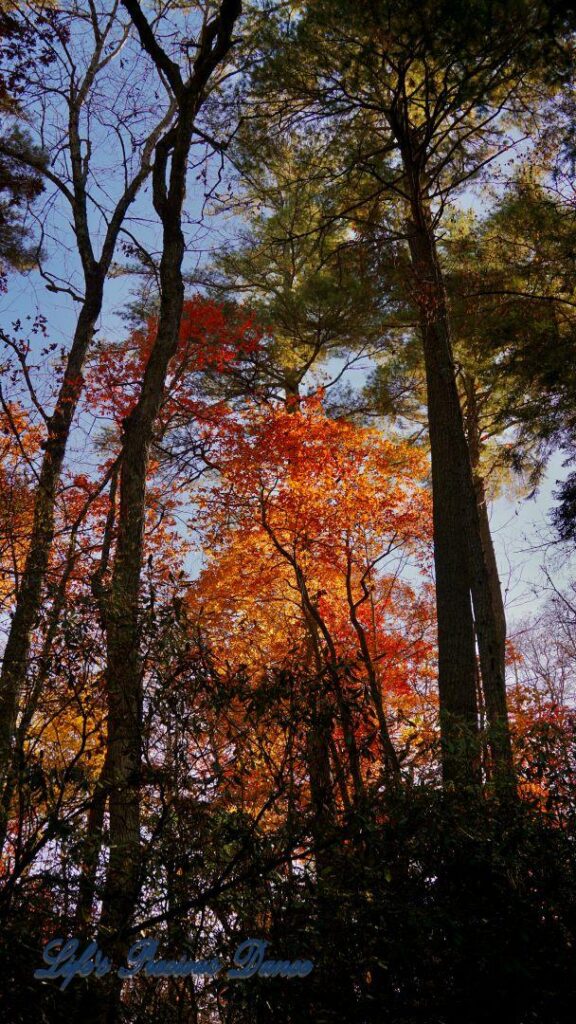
[86,4,242,1020]
[404,196,481,790]
[74,755,111,934]
[0,277,103,794]
[0,24,175,827]
[382,78,517,793]
[463,377,515,790]
[403,185,515,792]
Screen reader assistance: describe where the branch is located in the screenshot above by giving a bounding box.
[0,143,74,206]
[463,288,576,309]
[121,0,184,97]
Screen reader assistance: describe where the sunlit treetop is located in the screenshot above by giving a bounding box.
[188,395,434,687]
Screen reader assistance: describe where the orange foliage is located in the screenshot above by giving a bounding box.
[192,396,433,671]
[187,397,437,798]
[0,403,42,609]
[86,296,260,429]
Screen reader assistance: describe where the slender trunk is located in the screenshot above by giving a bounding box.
[86,151,188,1024]
[344,551,400,781]
[0,93,173,839]
[306,693,334,874]
[259,491,366,802]
[294,552,365,801]
[0,535,96,855]
[73,472,119,931]
[0,276,103,793]
[463,377,515,791]
[84,7,242,1020]
[74,756,110,934]
[97,214,187,971]
[472,477,512,778]
[281,384,337,854]
[301,639,356,1023]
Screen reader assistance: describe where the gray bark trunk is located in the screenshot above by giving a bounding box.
[404,191,515,792]
[0,62,174,837]
[463,377,514,791]
[0,276,103,795]
[405,201,481,789]
[84,4,242,1020]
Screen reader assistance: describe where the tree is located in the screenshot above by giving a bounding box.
[190,395,435,791]
[0,0,177,833]
[0,0,54,275]
[82,4,243,1018]
[245,0,575,790]
[205,135,393,404]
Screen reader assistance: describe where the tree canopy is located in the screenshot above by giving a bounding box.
[1,3,576,1023]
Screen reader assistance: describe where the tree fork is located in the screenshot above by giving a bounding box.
[84,3,242,1020]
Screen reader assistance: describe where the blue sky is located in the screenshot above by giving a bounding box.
[4,252,568,640]
[1,25,572,637]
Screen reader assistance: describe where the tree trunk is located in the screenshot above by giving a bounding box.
[463,377,515,792]
[403,177,515,792]
[404,197,481,790]
[74,755,110,934]
[0,276,103,796]
[344,551,400,782]
[0,71,174,835]
[306,691,335,874]
[95,144,190,992]
[85,5,242,1020]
